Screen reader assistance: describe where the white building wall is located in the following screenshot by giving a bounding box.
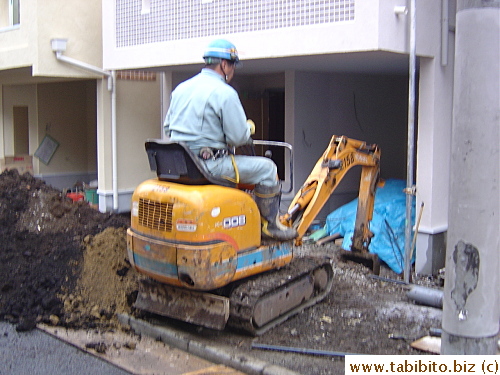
[292,71,332,195]
[0,0,103,78]
[413,2,456,275]
[103,0,409,70]
[0,0,34,71]
[327,73,408,180]
[35,0,103,78]
[36,82,93,175]
[115,78,161,189]
[98,75,161,213]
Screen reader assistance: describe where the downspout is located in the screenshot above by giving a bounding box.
[403,0,417,283]
[53,49,119,212]
[55,52,112,81]
[441,0,449,66]
[111,70,118,211]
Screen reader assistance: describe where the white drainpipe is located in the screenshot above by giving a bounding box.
[441,0,449,66]
[111,70,118,211]
[51,40,118,212]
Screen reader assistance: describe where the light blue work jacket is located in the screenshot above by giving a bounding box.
[164,68,251,154]
[163,68,277,186]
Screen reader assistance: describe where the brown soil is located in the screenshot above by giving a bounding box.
[0,169,444,374]
[0,169,135,331]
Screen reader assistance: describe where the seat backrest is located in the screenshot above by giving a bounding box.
[145,140,235,187]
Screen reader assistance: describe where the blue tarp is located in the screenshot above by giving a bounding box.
[325,179,415,274]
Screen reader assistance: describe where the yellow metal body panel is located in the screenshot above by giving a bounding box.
[128,179,265,290]
[127,229,182,286]
[232,243,293,281]
[131,179,261,247]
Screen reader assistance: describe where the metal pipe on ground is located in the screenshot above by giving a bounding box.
[407,285,443,309]
[251,343,360,357]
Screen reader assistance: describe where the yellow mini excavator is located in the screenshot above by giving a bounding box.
[126,135,381,335]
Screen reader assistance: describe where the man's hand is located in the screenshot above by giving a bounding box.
[199,147,214,160]
[247,119,256,135]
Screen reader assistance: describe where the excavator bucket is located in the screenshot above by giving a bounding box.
[339,248,380,275]
[134,278,230,330]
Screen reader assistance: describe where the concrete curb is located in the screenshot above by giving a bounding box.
[117,314,301,375]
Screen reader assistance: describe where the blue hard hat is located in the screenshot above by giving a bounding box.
[203,39,240,64]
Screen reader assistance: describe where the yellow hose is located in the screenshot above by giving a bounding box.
[222,155,240,183]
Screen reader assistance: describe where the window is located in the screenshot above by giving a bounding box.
[1,0,20,29]
[141,0,150,15]
[116,0,355,47]
[11,0,19,25]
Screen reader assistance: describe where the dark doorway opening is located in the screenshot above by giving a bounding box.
[266,90,285,180]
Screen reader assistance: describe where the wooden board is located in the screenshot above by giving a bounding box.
[411,336,441,354]
[38,324,245,375]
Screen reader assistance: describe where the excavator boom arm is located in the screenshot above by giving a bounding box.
[282,135,380,250]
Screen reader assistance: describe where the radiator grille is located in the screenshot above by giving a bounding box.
[138,198,174,232]
[116,0,355,47]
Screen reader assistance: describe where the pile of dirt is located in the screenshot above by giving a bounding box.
[0,169,135,331]
[59,227,138,329]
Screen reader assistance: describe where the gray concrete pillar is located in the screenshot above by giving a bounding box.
[441,0,499,354]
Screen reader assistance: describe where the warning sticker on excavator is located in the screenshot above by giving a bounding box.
[176,219,197,232]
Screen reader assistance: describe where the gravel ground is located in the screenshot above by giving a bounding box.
[0,169,445,375]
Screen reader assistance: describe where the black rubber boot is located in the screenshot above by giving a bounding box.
[254,184,297,241]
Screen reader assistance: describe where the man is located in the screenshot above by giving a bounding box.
[164,39,296,241]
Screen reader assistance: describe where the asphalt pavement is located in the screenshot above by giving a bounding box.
[0,322,130,375]
[1,321,251,375]
[0,316,298,375]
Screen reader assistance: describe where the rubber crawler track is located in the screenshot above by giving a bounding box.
[227,256,334,336]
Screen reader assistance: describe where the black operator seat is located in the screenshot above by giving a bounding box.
[145,139,236,188]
